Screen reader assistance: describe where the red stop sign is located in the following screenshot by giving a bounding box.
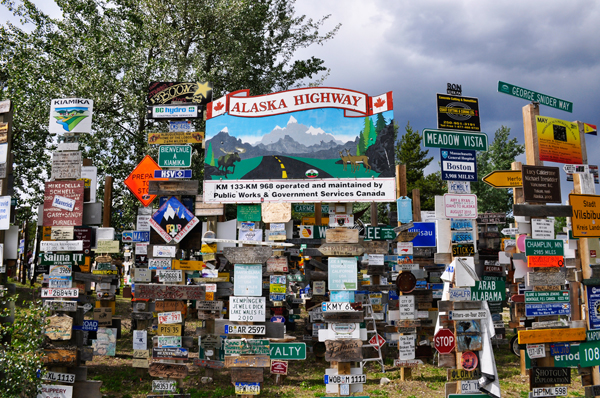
[434,329,455,354]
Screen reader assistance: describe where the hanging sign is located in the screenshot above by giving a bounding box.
[150,196,199,243]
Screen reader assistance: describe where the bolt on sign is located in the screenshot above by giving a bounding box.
[147,81,213,105]
[150,196,199,243]
[436,93,480,131]
[43,181,84,227]
[49,98,94,134]
[521,165,561,203]
[124,155,166,207]
[158,145,192,168]
[569,194,600,237]
[204,87,396,203]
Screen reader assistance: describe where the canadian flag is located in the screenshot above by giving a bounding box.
[206,94,228,119]
[370,91,393,115]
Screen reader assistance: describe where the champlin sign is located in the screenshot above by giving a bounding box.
[203,87,396,203]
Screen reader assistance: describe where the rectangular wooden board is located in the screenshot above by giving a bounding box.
[518,328,586,344]
[224,355,270,368]
[230,368,264,383]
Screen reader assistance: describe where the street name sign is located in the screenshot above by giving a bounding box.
[422,129,488,151]
[525,239,564,256]
[497,81,573,112]
[158,145,192,168]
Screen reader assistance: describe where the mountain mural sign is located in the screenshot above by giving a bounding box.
[203,87,396,203]
[150,196,199,243]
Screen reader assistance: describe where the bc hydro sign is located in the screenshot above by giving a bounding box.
[440,149,476,182]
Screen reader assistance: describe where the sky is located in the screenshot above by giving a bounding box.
[3,0,600,200]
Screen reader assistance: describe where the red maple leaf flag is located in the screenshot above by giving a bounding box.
[370,91,393,115]
[207,94,228,119]
[214,102,224,111]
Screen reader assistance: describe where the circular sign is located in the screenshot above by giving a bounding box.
[396,272,417,293]
[517,234,527,252]
[305,169,319,178]
[461,351,478,371]
[434,328,456,354]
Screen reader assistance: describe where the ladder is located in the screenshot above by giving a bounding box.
[360,302,385,373]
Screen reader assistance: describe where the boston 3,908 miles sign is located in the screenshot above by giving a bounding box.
[202,87,396,203]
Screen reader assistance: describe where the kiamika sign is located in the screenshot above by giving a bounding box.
[470,280,506,301]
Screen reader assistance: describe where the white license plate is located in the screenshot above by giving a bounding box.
[152,380,177,392]
[42,371,75,384]
[235,383,260,395]
[531,387,568,397]
[460,379,479,394]
[225,325,266,335]
[325,374,366,384]
[41,288,79,298]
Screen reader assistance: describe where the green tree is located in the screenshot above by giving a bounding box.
[206,142,215,167]
[0,0,340,229]
[471,126,525,213]
[375,113,386,134]
[395,122,445,211]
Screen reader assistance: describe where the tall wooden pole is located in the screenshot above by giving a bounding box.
[103,176,113,228]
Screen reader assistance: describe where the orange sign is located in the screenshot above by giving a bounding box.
[527,255,564,267]
[124,155,166,207]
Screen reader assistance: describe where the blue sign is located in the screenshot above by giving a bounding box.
[271,315,285,323]
[397,196,412,223]
[550,343,570,356]
[151,196,198,243]
[270,294,285,301]
[122,230,150,242]
[428,283,444,290]
[587,285,600,329]
[330,291,355,303]
[73,320,99,332]
[388,290,399,301]
[525,303,571,317]
[440,148,477,181]
[408,222,436,247]
[169,120,193,132]
[154,169,192,179]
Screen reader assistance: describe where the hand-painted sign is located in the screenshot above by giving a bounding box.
[124,155,166,207]
[150,196,199,243]
[519,328,586,345]
[440,148,477,181]
[422,129,488,151]
[43,181,84,227]
[52,151,81,180]
[49,98,93,133]
[436,94,480,131]
[497,81,573,112]
[204,87,395,203]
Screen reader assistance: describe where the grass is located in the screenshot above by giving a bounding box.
[5,278,589,397]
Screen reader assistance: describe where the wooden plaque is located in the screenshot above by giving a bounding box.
[230,368,264,383]
[43,348,77,365]
[326,228,359,244]
[224,355,270,368]
[261,202,291,223]
[148,363,188,378]
[223,246,272,264]
[318,243,364,257]
[361,240,389,254]
[148,180,199,196]
[324,339,363,362]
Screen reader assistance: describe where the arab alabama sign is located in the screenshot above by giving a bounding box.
[203,87,396,203]
[125,155,166,207]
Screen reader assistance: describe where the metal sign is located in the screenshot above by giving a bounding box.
[422,129,488,151]
[49,98,94,133]
[328,257,357,291]
[497,81,573,112]
[525,291,570,303]
[363,226,395,240]
[522,165,561,203]
[148,132,203,146]
[124,155,166,207]
[532,367,570,386]
[122,230,150,242]
[269,343,306,360]
[436,93,480,131]
[148,104,199,119]
[407,222,436,247]
[444,194,478,219]
[153,169,193,179]
[570,194,600,237]
[525,239,564,256]
[525,303,571,317]
[158,145,192,168]
[482,170,522,188]
[150,196,199,243]
[230,296,265,322]
[440,148,477,181]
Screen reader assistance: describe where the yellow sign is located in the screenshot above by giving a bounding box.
[536,115,582,164]
[172,260,206,271]
[148,131,204,145]
[518,327,586,344]
[270,284,286,294]
[43,226,52,241]
[157,323,182,336]
[482,170,522,188]
[92,269,118,275]
[301,217,330,226]
[96,240,120,253]
[570,194,600,237]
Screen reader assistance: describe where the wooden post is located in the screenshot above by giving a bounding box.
[370,203,378,226]
[103,176,113,228]
[522,103,543,166]
[412,188,421,222]
[315,203,322,227]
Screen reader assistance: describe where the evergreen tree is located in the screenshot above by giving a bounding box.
[367,117,377,149]
[206,142,215,167]
[375,113,386,134]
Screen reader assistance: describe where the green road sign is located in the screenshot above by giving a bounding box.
[293,204,329,213]
[579,341,600,367]
[270,342,306,360]
[497,81,573,113]
[525,239,564,257]
[237,204,261,222]
[223,339,270,355]
[364,226,396,241]
[525,291,570,304]
[470,280,506,301]
[158,145,192,168]
[422,129,488,151]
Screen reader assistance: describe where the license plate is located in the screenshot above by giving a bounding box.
[527,344,546,359]
[42,371,75,384]
[225,325,266,335]
[152,380,176,393]
[235,382,260,395]
[460,379,479,394]
[158,311,182,324]
[41,288,79,298]
[452,244,475,257]
[157,270,182,283]
[324,374,366,384]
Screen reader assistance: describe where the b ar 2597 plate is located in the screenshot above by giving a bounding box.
[225,325,266,335]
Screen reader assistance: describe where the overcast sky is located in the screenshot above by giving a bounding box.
[3,0,600,198]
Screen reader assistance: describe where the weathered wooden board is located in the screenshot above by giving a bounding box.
[73,272,116,283]
[230,368,264,383]
[526,268,567,286]
[518,328,586,344]
[394,231,419,242]
[223,246,272,264]
[224,355,270,368]
[324,339,363,362]
[361,240,389,254]
[318,243,364,256]
[44,300,78,312]
[513,205,572,217]
[133,349,150,359]
[195,195,224,216]
[261,202,291,223]
[322,311,364,323]
[585,385,600,398]
[45,315,73,340]
[193,359,225,369]
[43,348,77,365]
[148,180,199,195]
[131,312,154,320]
[148,363,188,378]
[155,301,187,312]
[136,284,205,300]
[326,228,359,243]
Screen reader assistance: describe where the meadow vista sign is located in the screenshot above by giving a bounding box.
[203,87,396,203]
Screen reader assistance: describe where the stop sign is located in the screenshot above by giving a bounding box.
[434,329,455,354]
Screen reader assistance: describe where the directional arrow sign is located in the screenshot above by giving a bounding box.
[482,170,522,188]
[501,228,519,236]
